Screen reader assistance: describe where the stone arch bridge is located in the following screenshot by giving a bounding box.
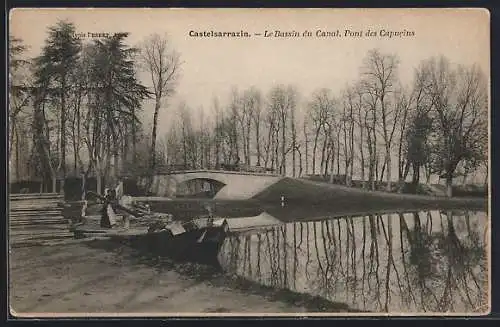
[143,170,283,200]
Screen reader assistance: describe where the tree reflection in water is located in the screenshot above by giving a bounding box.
[218,210,488,313]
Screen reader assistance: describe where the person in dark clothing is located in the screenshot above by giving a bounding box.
[108,189,121,227]
[108,189,118,212]
[100,189,112,228]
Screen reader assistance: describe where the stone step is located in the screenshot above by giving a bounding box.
[9,205,62,211]
[10,205,62,210]
[10,224,69,231]
[10,199,62,204]
[10,230,73,237]
[10,209,62,215]
[10,193,63,199]
[9,212,64,220]
[10,215,65,221]
[10,219,68,225]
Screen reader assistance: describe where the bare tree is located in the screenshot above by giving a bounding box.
[268,85,296,176]
[263,97,278,170]
[352,84,368,189]
[361,82,379,190]
[341,87,356,186]
[240,88,260,166]
[246,88,263,167]
[361,49,400,192]
[290,97,298,177]
[302,117,310,175]
[308,89,334,176]
[139,33,181,171]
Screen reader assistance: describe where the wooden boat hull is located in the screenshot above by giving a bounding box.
[71,217,229,265]
[129,226,227,265]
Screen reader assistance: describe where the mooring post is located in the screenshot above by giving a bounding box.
[281,195,285,208]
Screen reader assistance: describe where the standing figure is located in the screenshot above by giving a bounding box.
[106,189,119,227]
[100,189,112,228]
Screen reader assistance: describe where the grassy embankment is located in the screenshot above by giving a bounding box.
[254,177,487,221]
[305,174,488,197]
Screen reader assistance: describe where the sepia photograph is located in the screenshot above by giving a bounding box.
[7,8,490,317]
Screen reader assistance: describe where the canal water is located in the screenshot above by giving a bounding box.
[217,210,488,313]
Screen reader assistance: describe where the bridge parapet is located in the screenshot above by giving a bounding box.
[161,170,281,177]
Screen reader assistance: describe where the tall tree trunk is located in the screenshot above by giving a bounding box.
[96,160,102,195]
[60,78,67,194]
[15,125,20,181]
[281,122,286,177]
[367,129,375,191]
[336,133,341,175]
[324,144,331,178]
[425,164,432,184]
[312,128,320,175]
[348,117,355,187]
[398,161,410,193]
[151,95,161,171]
[132,107,137,166]
[297,146,303,177]
[385,146,392,192]
[304,124,309,176]
[343,120,349,185]
[411,162,420,186]
[446,174,453,197]
[81,171,87,201]
[372,110,377,191]
[215,136,221,169]
[329,144,335,183]
[76,92,82,174]
[34,88,57,193]
[246,126,251,166]
[264,124,273,169]
[359,127,366,189]
[113,144,119,182]
[256,121,261,166]
[320,136,327,176]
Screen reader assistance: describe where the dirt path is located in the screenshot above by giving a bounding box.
[8,239,355,316]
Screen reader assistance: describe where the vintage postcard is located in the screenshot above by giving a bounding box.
[8,8,490,317]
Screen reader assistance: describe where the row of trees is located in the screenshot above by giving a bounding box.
[9,20,180,194]
[161,50,488,197]
[9,19,488,197]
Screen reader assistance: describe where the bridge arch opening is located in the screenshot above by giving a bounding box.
[176,178,226,198]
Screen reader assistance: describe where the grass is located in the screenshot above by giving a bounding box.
[251,177,487,222]
[305,174,488,197]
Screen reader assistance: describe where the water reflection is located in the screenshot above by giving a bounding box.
[218,210,488,313]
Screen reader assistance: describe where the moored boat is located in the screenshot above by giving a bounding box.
[68,191,230,264]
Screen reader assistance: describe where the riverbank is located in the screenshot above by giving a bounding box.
[9,238,360,316]
[251,177,487,221]
[304,175,488,198]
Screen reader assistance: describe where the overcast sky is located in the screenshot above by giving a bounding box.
[10,8,489,133]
